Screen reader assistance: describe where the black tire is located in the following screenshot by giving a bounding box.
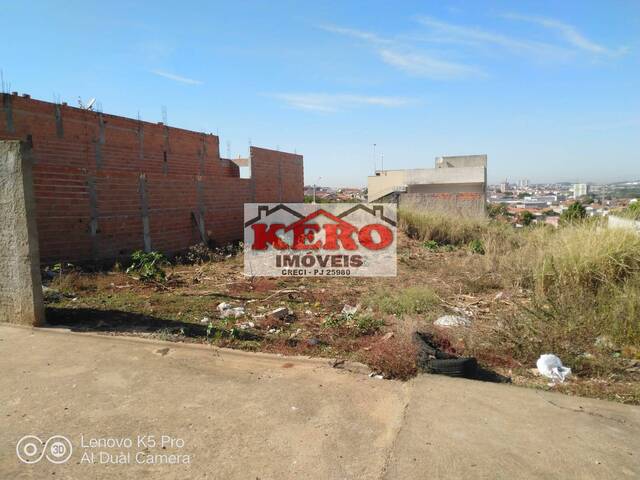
[426,357,478,378]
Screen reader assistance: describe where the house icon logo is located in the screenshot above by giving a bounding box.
[243,203,397,277]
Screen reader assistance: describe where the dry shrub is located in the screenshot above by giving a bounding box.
[362,336,418,380]
[49,271,97,295]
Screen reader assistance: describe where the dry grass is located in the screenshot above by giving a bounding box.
[398,209,489,246]
[490,223,640,353]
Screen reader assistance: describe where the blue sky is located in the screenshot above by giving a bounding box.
[1,1,638,186]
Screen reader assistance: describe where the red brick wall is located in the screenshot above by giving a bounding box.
[0,94,304,263]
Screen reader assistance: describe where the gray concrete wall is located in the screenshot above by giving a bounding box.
[405,166,485,185]
[399,192,486,217]
[368,166,485,202]
[0,141,44,325]
[435,154,487,169]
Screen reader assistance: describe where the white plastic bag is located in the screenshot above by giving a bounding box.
[536,354,571,383]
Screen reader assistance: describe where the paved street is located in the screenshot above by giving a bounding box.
[1,325,638,479]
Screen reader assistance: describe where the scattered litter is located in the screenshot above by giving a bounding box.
[536,354,571,384]
[200,316,211,324]
[267,328,281,334]
[306,337,320,346]
[217,302,232,312]
[218,302,245,318]
[238,321,255,330]
[341,304,360,316]
[368,372,384,379]
[434,315,471,327]
[494,291,505,301]
[380,332,394,342]
[304,310,313,315]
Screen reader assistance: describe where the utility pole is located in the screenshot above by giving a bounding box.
[313,176,322,204]
[373,143,377,173]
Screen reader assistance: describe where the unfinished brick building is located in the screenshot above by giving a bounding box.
[0,93,304,263]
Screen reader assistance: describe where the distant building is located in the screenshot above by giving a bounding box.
[367,154,487,217]
[573,183,589,199]
[523,195,557,206]
[500,180,509,193]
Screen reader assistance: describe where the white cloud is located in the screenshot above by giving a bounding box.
[379,49,484,79]
[151,70,203,85]
[271,93,415,112]
[414,16,570,60]
[502,14,626,56]
[318,24,392,46]
[319,23,482,80]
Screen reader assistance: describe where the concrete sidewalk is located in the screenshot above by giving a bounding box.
[0,325,638,479]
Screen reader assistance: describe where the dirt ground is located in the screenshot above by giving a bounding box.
[43,234,640,404]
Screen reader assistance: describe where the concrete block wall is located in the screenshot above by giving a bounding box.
[0,141,44,325]
[435,154,487,169]
[399,192,485,217]
[0,94,304,263]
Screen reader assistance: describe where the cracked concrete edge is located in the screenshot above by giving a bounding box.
[378,380,414,480]
[1,323,373,376]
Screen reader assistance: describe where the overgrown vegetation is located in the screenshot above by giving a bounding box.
[126,250,167,281]
[398,208,640,374]
[560,201,587,224]
[365,286,440,316]
[399,209,489,246]
[519,210,534,226]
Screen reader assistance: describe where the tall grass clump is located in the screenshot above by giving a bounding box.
[495,223,640,361]
[531,224,640,296]
[398,209,489,246]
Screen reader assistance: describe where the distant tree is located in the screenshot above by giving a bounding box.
[519,210,535,226]
[517,192,528,199]
[542,208,558,217]
[560,201,587,223]
[487,203,508,219]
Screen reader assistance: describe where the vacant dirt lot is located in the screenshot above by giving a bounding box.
[43,233,640,404]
